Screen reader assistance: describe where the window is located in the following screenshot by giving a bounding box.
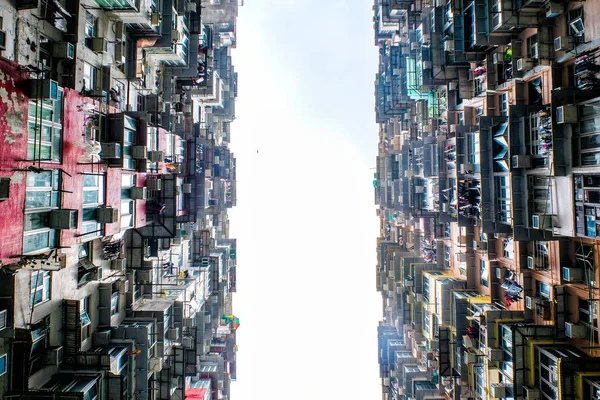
[31,271,51,306]
[27,90,64,162]
[495,175,512,223]
[480,259,489,287]
[82,174,105,240]
[80,296,91,341]
[84,12,97,48]
[78,242,97,287]
[532,241,550,270]
[24,171,61,253]
[120,174,135,230]
[536,280,551,299]
[30,321,49,375]
[578,297,598,342]
[528,175,551,216]
[492,0,502,28]
[82,63,97,93]
[467,132,480,165]
[110,292,119,316]
[527,34,539,59]
[500,92,509,116]
[576,243,595,285]
[568,7,585,42]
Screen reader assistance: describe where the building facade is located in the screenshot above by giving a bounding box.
[374,0,600,398]
[0,0,241,399]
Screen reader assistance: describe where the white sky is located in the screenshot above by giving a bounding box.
[228,1,381,399]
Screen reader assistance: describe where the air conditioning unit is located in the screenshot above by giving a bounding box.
[448,81,458,91]
[45,346,63,367]
[0,310,6,330]
[526,296,536,309]
[512,155,531,169]
[111,258,126,272]
[546,2,564,18]
[182,336,193,347]
[132,146,147,159]
[49,209,78,229]
[101,142,122,159]
[97,207,119,223]
[148,150,164,162]
[115,42,126,65]
[204,314,211,324]
[532,214,552,229]
[492,52,499,64]
[516,58,533,72]
[527,256,535,269]
[53,42,75,59]
[411,42,420,50]
[115,20,125,40]
[490,384,507,398]
[444,40,454,52]
[28,79,59,100]
[563,266,583,282]
[554,36,574,51]
[92,330,111,346]
[146,178,162,190]
[556,105,577,124]
[117,279,129,295]
[150,12,161,26]
[422,60,432,69]
[186,1,197,12]
[565,322,587,338]
[172,30,180,42]
[406,294,414,304]
[183,317,195,327]
[464,351,477,364]
[130,186,147,200]
[421,34,431,44]
[167,327,179,341]
[91,37,108,54]
[487,347,504,362]
[495,266,505,279]
[183,183,192,193]
[523,386,541,400]
[415,293,424,302]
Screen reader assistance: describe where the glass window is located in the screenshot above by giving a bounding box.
[480,259,489,287]
[110,292,119,315]
[30,271,51,305]
[27,91,64,162]
[84,12,97,49]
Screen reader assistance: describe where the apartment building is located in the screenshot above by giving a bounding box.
[374,0,600,398]
[0,0,241,399]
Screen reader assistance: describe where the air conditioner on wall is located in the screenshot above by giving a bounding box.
[115,42,126,65]
[562,266,583,282]
[512,155,531,169]
[97,207,119,223]
[101,143,122,159]
[91,37,108,54]
[147,150,164,162]
[28,79,59,100]
[44,346,64,366]
[49,209,78,229]
[546,2,564,17]
[523,386,541,400]
[565,322,587,338]
[532,214,552,229]
[132,146,147,159]
[183,183,192,193]
[554,36,574,51]
[145,178,161,191]
[53,42,75,59]
[556,105,578,124]
[516,58,533,72]
[130,186,147,200]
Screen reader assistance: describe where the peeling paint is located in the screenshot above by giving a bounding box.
[10,171,23,184]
